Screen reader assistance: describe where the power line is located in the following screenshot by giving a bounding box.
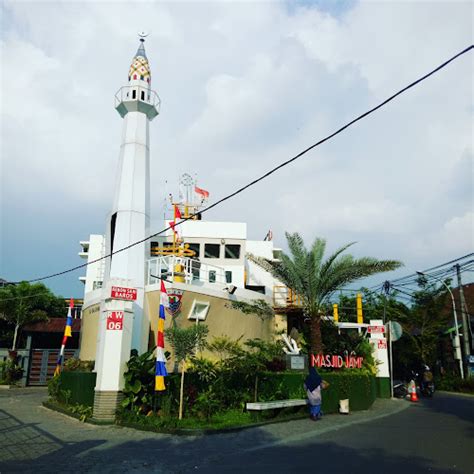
[369,253,474,290]
[14,44,474,285]
[390,253,474,284]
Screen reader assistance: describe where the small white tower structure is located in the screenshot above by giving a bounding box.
[93,35,160,420]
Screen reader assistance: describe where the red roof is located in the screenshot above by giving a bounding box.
[23,318,81,333]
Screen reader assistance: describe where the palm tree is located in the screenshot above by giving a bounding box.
[251,233,403,354]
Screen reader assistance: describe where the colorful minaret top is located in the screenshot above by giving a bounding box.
[115,33,160,120]
[128,38,151,84]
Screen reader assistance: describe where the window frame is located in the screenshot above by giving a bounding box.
[187,300,210,321]
[224,244,241,259]
[204,243,220,259]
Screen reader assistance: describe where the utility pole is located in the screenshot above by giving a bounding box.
[455,264,472,374]
[382,281,391,324]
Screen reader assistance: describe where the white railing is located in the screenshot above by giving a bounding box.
[147,256,227,286]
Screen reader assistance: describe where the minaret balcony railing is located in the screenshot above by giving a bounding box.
[115,85,161,120]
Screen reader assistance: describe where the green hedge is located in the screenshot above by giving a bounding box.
[57,370,376,414]
[59,372,97,407]
[257,372,376,413]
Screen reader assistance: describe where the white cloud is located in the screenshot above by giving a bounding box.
[1,0,472,295]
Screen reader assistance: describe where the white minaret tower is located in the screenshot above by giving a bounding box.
[93,34,160,420]
[107,33,159,352]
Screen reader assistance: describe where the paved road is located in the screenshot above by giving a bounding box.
[0,389,472,473]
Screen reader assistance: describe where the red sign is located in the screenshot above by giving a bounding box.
[107,311,124,331]
[111,286,137,301]
[311,354,364,369]
[368,325,385,334]
[378,339,387,350]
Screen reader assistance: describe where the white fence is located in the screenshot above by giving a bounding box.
[147,256,227,286]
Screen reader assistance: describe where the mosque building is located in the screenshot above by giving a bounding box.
[77,36,297,419]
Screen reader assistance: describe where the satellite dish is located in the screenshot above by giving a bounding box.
[138,31,149,39]
[388,321,403,342]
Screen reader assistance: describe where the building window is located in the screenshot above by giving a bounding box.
[192,267,200,281]
[204,243,220,258]
[186,243,200,258]
[132,89,137,99]
[188,300,210,321]
[225,271,232,283]
[224,244,241,259]
[209,270,216,283]
[93,281,103,290]
[133,74,137,80]
[140,90,145,101]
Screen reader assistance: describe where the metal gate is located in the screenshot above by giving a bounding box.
[28,349,78,386]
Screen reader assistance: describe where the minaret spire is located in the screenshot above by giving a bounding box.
[136,31,148,59]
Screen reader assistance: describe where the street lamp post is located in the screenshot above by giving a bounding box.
[417,271,464,379]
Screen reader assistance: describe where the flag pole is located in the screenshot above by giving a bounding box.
[54,298,74,377]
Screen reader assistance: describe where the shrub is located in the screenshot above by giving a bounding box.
[63,358,94,372]
[47,374,62,401]
[121,348,156,415]
[436,375,474,393]
[0,359,23,384]
[68,404,93,422]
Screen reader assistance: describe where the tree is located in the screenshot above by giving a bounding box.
[391,278,451,372]
[0,282,64,350]
[164,325,208,419]
[250,233,402,354]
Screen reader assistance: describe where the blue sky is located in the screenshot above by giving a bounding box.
[0,0,472,298]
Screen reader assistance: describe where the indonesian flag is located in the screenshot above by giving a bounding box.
[155,280,169,391]
[195,186,209,199]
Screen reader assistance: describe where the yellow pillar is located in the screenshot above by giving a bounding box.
[174,263,185,283]
[356,293,363,324]
[333,303,339,323]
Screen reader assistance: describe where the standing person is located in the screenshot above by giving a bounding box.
[304,366,323,421]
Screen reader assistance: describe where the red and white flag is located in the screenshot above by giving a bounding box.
[195,186,209,199]
[168,221,181,241]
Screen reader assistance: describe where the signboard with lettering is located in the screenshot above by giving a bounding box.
[311,354,364,369]
[368,325,385,334]
[290,356,305,370]
[107,311,124,331]
[111,286,137,301]
[378,339,387,350]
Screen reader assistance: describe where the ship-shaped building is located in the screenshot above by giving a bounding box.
[77,36,298,419]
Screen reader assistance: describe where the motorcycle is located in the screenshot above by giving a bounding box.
[393,380,408,399]
[420,380,435,398]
